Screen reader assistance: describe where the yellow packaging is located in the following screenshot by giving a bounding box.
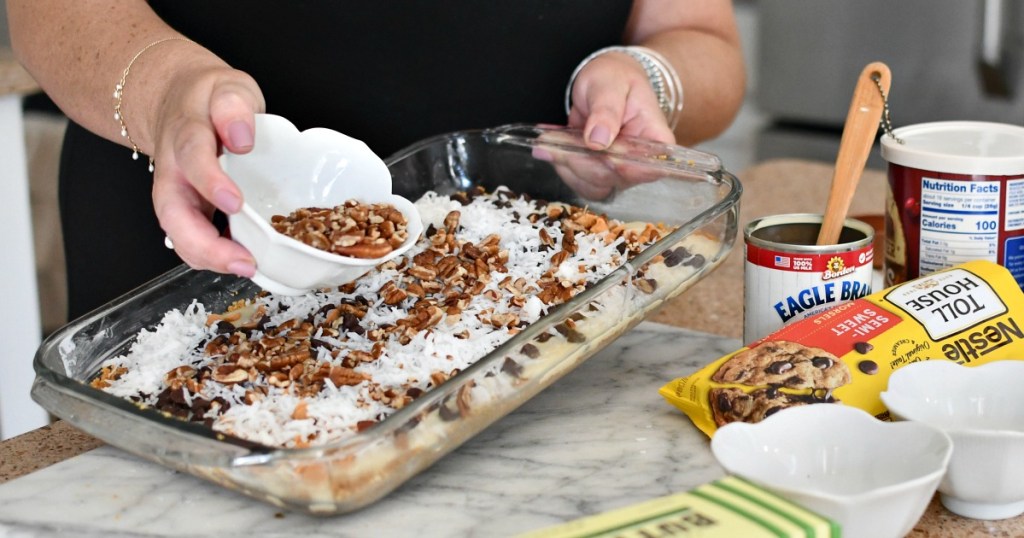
[661,260,1024,437]
[516,476,838,538]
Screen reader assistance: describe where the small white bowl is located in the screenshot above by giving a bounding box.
[881,360,1024,520]
[220,114,423,295]
[711,404,952,538]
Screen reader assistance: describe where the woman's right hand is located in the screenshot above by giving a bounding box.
[149,63,266,278]
[8,2,272,278]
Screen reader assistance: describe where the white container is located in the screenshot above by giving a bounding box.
[711,404,952,538]
[221,114,423,295]
[881,121,1024,288]
[882,360,1024,520]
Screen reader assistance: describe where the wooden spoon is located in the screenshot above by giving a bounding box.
[816,62,892,245]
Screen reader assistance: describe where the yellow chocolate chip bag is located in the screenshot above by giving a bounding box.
[661,260,1024,437]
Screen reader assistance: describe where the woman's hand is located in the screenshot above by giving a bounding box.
[149,64,266,277]
[9,1,277,277]
[565,51,676,151]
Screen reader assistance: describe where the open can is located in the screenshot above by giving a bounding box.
[744,214,875,343]
[881,121,1024,288]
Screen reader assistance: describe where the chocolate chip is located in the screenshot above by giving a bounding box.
[501,357,523,378]
[783,376,805,388]
[683,253,706,268]
[854,341,874,354]
[766,361,793,375]
[555,322,586,343]
[672,246,692,259]
[168,387,188,405]
[716,393,733,412]
[520,343,540,359]
[858,360,879,375]
[764,407,782,419]
[315,303,336,316]
[765,387,779,399]
[340,312,365,335]
[811,357,834,369]
[215,320,236,334]
[439,398,461,421]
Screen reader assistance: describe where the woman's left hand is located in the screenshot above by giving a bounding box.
[565,50,676,150]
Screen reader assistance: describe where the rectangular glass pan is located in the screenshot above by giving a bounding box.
[32,124,741,514]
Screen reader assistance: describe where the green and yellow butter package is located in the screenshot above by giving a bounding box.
[517,476,839,538]
[661,260,1024,437]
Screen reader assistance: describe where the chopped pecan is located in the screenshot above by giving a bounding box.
[164,365,197,391]
[634,277,657,294]
[90,365,128,389]
[380,281,409,305]
[271,199,408,259]
[212,364,248,384]
[292,400,309,420]
[329,366,368,387]
[443,210,461,232]
[550,250,570,267]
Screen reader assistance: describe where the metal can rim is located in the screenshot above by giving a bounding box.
[744,213,875,253]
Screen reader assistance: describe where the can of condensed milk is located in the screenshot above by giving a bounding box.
[744,214,875,343]
[881,121,1024,288]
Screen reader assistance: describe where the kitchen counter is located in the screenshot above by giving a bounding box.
[2,159,1021,536]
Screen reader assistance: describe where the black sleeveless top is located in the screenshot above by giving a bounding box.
[59,1,633,318]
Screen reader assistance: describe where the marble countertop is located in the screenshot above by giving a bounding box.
[0,323,737,537]
[2,159,1022,536]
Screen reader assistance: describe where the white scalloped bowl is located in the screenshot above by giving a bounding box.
[220,114,423,295]
[881,360,1024,520]
[711,404,952,538]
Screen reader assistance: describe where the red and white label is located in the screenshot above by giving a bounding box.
[744,242,875,343]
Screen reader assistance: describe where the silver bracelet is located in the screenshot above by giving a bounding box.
[564,45,683,129]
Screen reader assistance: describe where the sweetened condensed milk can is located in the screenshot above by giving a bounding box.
[744,214,875,343]
[881,121,1024,287]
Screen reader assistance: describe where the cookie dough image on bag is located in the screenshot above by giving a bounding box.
[661,260,1024,437]
[709,340,849,426]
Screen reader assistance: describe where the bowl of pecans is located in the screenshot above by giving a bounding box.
[221,113,423,295]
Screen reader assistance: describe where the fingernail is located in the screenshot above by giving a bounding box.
[228,121,254,149]
[588,125,611,147]
[532,148,553,162]
[227,260,256,278]
[213,188,242,213]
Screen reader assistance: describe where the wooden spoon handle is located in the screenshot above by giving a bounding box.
[816,62,892,246]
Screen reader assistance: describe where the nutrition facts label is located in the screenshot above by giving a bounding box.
[919,177,999,274]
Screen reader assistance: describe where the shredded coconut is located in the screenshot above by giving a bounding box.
[92,187,673,448]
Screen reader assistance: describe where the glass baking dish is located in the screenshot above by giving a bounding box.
[32,124,741,514]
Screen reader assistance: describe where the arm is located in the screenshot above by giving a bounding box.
[567,0,745,148]
[7,0,264,276]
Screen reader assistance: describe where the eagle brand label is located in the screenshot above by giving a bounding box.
[744,215,875,343]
